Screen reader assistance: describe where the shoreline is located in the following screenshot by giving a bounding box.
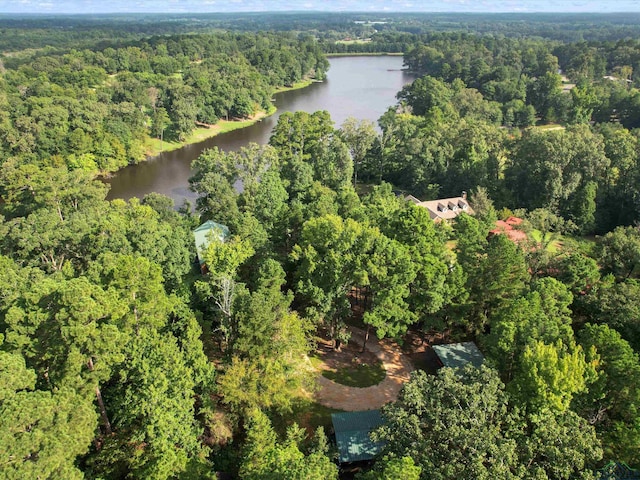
[273,78,317,93]
[325,52,403,57]
[141,107,276,159]
[140,78,319,161]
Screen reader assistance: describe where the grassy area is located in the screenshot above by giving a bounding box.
[326,52,403,57]
[335,39,372,45]
[534,123,566,131]
[530,229,563,252]
[274,78,314,93]
[322,360,386,388]
[143,107,276,157]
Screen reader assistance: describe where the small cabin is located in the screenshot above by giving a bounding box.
[193,220,230,274]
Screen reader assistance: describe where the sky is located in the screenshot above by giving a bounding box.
[1,0,639,15]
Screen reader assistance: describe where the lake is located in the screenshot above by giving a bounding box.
[105,55,416,205]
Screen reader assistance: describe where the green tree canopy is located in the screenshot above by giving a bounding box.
[0,350,97,480]
[239,409,338,480]
[376,366,601,480]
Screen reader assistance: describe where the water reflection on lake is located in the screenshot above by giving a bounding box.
[105,56,416,205]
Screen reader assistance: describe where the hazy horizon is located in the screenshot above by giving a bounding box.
[1,0,640,15]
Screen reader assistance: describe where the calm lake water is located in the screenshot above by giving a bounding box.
[105,56,416,205]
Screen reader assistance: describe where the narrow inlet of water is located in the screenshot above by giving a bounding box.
[105,56,416,205]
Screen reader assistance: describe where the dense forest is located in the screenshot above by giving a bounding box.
[3,12,640,52]
[2,12,640,480]
[0,31,327,174]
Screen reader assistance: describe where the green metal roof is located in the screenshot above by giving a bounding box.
[432,342,484,369]
[193,220,230,265]
[332,410,384,463]
[599,462,640,479]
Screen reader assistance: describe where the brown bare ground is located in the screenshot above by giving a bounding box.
[314,327,413,411]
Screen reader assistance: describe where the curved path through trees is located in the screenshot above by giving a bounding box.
[315,327,414,411]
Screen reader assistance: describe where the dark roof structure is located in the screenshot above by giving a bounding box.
[331,410,384,463]
[432,342,484,369]
[598,462,640,480]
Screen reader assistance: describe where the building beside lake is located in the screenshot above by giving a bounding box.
[193,220,230,274]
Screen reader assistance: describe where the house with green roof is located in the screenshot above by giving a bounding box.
[432,342,484,369]
[598,462,640,479]
[331,410,384,463]
[193,220,230,273]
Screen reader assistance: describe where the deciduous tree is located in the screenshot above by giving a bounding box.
[239,409,338,480]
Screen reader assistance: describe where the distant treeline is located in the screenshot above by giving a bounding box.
[3,12,640,53]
